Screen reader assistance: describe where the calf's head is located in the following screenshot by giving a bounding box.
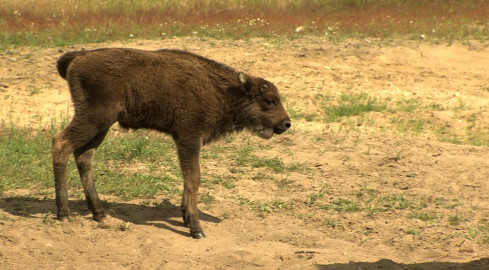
[238,73,291,139]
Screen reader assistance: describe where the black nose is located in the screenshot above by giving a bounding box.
[284,119,291,130]
[274,119,291,134]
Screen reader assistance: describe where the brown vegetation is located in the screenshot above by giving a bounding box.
[1,0,488,46]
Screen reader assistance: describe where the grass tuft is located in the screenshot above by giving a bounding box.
[323,93,387,122]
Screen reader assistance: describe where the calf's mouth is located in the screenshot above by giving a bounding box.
[252,118,291,139]
[257,127,275,139]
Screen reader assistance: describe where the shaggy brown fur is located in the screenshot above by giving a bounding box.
[53,48,291,238]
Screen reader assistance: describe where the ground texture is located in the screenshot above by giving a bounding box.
[1,37,489,269]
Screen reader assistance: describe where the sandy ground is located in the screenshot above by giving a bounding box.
[1,37,489,269]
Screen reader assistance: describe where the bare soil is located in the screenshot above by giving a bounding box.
[1,37,489,269]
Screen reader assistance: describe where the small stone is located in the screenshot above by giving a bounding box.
[406,172,418,178]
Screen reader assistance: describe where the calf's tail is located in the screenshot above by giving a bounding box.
[57,50,95,79]
[57,51,80,80]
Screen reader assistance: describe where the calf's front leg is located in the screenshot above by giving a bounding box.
[176,140,205,239]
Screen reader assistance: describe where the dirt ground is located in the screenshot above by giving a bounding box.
[1,37,489,269]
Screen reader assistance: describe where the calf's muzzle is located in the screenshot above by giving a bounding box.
[274,118,291,134]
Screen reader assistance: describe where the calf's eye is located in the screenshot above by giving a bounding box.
[265,98,276,106]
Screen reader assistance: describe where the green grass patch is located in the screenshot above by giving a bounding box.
[434,125,463,145]
[305,185,326,205]
[198,192,215,205]
[448,214,461,226]
[392,98,422,113]
[94,170,178,200]
[288,107,318,122]
[276,178,295,190]
[232,145,303,173]
[323,218,343,229]
[409,211,439,223]
[206,175,236,189]
[392,117,427,135]
[387,104,489,147]
[405,229,421,235]
[202,144,229,159]
[323,93,387,122]
[0,127,180,200]
[321,198,361,212]
[234,196,295,213]
[306,184,460,219]
[0,128,54,191]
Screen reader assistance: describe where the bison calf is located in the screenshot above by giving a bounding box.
[53,48,291,238]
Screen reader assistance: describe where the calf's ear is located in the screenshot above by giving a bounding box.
[238,72,253,96]
[238,72,250,85]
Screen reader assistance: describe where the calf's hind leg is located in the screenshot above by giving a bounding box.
[74,130,109,221]
[52,117,110,221]
[52,128,74,220]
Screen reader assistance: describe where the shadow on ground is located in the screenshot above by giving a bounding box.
[316,258,489,270]
[0,195,221,237]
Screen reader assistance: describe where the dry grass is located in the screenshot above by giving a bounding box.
[1,0,488,47]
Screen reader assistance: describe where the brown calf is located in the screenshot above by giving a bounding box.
[53,48,291,238]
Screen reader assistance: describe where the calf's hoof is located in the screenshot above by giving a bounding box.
[191,231,206,239]
[58,216,69,222]
[57,211,69,222]
[93,212,106,222]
